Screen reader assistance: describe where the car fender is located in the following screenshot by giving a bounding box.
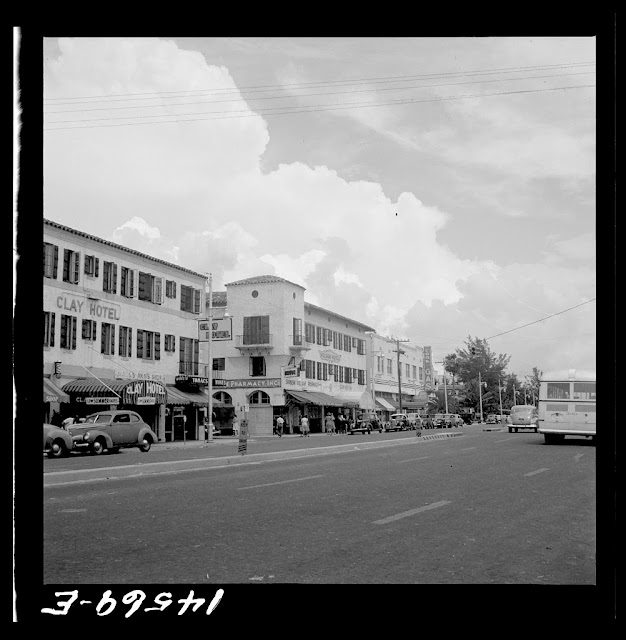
[78,428,114,449]
[44,428,74,451]
[137,427,158,444]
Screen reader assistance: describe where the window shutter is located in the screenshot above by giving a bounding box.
[137,330,143,358]
[95,258,99,277]
[118,327,123,354]
[53,246,59,279]
[112,263,117,294]
[72,252,80,283]
[110,325,115,355]
[172,335,175,352]
[92,321,97,341]
[155,278,163,304]
[50,313,55,347]
[193,339,199,374]
[101,324,106,353]
[82,319,89,339]
[71,317,77,350]
[62,250,70,281]
[194,288,201,314]
[173,281,177,298]
[129,270,134,297]
[121,268,127,296]
[128,328,132,356]
[60,316,67,348]
[155,332,161,360]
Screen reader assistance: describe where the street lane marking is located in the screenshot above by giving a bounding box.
[524,468,549,477]
[238,475,325,490]
[574,453,584,462]
[398,456,430,463]
[373,500,451,525]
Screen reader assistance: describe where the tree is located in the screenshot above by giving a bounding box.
[525,367,542,406]
[443,336,511,416]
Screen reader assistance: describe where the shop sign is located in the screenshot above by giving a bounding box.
[423,346,433,391]
[136,397,156,405]
[282,366,299,377]
[122,380,166,404]
[45,394,59,402]
[115,370,165,382]
[85,397,120,405]
[284,378,324,391]
[221,378,281,389]
[319,349,341,363]
[198,318,232,342]
[175,375,210,385]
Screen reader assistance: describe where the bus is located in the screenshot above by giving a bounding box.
[538,369,596,444]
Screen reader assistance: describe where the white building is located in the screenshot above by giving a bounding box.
[202,275,376,435]
[366,333,427,416]
[43,218,209,442]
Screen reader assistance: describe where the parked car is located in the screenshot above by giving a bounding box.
[388,414,409,431]
[68,410,158,455]
[43,423,74,458]
[485,414,498,424]
[349,412,384,435]
[433,413,449,428]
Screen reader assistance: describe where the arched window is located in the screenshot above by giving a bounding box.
[249,391,270,404]
[212,391,232,405]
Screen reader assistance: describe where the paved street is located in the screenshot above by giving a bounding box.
[43,424,596,585]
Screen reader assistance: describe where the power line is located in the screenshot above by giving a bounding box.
[485,298,596,340]
[45,70,595,115]
[44,62,596,104]
[44,83,596,131]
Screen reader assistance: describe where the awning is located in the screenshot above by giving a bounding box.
[44,377,70,403]
[286,390,358,408]
[166,386,225,407]
[62,378,127,397]
[375,397,396,411]
[62,378,167,405]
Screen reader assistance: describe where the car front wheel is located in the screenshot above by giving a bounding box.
[139,438,152,452]
[48,439,69,458]
[91,438,106,455]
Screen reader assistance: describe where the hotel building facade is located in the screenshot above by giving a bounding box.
[43,219,211,442]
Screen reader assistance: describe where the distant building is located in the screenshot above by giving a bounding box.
[367,334,426,415]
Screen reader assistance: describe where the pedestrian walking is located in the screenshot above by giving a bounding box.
[337,414,346,434]
[300,415,310,437]
[276,415,284,438]
[325,413,336,435]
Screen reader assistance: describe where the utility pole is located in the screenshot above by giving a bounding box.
[435,361,449,413]
[478,370,484,422]
[206,273,214,444]
[393,338,410,414]
[498,377,503,423]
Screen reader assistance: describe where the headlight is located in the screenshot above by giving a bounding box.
[83,432,90,441]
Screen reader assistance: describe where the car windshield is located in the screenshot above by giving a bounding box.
[511,406,535,417]
[85,414,111,424]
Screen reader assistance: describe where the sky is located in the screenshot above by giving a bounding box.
[41,36,597,380]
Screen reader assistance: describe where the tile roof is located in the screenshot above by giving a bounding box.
[44,218,207,279]
[225,275,305,288]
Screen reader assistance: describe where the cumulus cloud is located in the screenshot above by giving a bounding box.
[43,37,595,376]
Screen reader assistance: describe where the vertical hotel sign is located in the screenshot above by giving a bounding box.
[423,346,433,391]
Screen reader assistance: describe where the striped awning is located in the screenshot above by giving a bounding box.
[62,378,125,397]
[286,390,358,408]
[375,397,396,411]
[44,377,70,403]
[166,386,225,407]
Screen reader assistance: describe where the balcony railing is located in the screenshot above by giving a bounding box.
[235,334,274,348]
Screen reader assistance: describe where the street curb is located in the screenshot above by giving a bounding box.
[43,432,463,487]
